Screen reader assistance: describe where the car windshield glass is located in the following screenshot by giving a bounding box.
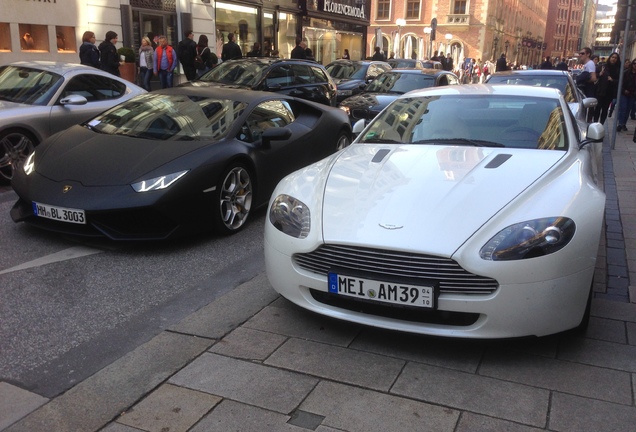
[0,65,63,105]
[389,60,417,68]
[326,63,366,79]
[85,93,247,141]
[486,75,574,102]
[199,60,268,87]
[365,73,434,94]
[359,95,567,150]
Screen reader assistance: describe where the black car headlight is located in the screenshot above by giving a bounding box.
[480,217,576,261]
[269,194,310,239]
[23,152,35,175]
[131,170,188,192]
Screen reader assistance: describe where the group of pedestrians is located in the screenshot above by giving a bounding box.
[78,29,219,91]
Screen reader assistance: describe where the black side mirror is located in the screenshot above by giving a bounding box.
[261,127,292,149]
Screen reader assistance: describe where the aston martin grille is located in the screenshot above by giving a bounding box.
[293,244,499,295]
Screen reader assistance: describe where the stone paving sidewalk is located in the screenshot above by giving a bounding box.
[1,122,635,432]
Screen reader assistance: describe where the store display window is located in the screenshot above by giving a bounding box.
[55,26,77,52]
[0,23,10,52]
[19,24,49,52]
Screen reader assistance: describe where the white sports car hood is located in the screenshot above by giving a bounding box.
[322,144,565,256]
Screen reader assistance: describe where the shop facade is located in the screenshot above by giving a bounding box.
[1,0,368,68]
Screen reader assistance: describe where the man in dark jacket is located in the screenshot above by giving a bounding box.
[540,56,553,70]
[98,31,120,76]
[177,30,198,81]
[221,32,242,61]
[371,46,385,61]
[495,53,508,72]
[290,37,307,59]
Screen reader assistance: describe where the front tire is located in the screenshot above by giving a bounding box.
[336,131,351,151]
[0,129,37,182]
[214,163,253,234]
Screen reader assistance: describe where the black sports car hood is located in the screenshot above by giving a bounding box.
[339,92,398,113]
[35,126,209,186]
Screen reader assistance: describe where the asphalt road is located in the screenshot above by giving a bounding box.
[0,189,267,399]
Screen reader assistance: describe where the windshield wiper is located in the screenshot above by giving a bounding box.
[412,138,505,147]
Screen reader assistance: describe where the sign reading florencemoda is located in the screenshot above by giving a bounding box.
[323,0,366,19]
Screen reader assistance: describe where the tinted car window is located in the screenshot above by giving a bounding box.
[0,65,62,105]
[292,64,314,84]
[240,100,295,143]
[87,93,247,141]
[311,66,330,84]
[266,66,294,87]
[366,72,434,94]
[61,74,127,102]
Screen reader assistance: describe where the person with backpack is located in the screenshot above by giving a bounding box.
[195,35,218,78]
[177,30,198,81]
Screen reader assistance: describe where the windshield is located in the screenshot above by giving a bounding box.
[0,65,63,105]
[199,60,268,87]
[359,95,567,150]
[326,62,366,79]
[86,93,247,141]
[365,72,434,94]
[486,75,575,103]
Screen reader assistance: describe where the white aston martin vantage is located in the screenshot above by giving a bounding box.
[264,84,606,339]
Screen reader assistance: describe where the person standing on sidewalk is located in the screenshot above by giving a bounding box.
[221,32,242,62]
[154,35,178,88]
[138,36,154,91]
[617,59,636,131]
[79,31,100,68]
[98,31,121,76]
[177,30,197,81]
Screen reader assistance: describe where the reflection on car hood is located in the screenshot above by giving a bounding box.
[36,126,208,186]
[322,144,564,256]
[334,78,363,88]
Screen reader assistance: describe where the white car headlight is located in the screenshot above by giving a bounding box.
[480,217,575,261]
[23,152,35,175]
[131,170,188,192]
[269,194,310,239]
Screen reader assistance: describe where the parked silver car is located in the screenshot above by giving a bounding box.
[0,61,146,181]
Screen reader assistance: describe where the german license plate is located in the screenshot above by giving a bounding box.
[32,202,86,224]
[328,272,435,309]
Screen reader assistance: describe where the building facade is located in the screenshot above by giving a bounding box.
[0,0,369,70]
[367,0,548,71]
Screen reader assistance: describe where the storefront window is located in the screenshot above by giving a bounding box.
[55,26,77,52]
[277,12,299,59]
[0,23,10,51]
[19,24,49,52]
[216,2,259,59]
[304,19,363,64]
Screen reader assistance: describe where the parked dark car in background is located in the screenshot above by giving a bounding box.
[388,59,443,70]
[325,59,392,103]
[189,58,337,107]
[0,61,146,181]
[339,69,459,124]
[11,87,351,240]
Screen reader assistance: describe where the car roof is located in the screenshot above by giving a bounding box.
[402,83,563,99]
[490,69,570,77]
[155,83,298,104]
[327,59,389,66]
[387,68,450,76]
[221,57,324,67]
[6,61,101,76]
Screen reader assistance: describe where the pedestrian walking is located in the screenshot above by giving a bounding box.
[617,59,636,131]
[195,35,217,78]
[495,53,508,72]
[593,52,620,125]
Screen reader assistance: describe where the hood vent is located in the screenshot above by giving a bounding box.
[371,149,391,163]
[485,154,512,169]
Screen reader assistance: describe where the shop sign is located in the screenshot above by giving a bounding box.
[323,0,365,19]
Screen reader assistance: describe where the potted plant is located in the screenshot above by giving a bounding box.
[117,47,136,83]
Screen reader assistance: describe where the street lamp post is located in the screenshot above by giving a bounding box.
[493,36,499,61]
[396,18,406,58]
[423,27,432,59]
